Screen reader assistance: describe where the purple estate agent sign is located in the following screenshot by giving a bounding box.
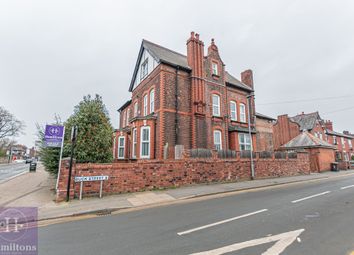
[0,207,38,255]
[44,125,64,147]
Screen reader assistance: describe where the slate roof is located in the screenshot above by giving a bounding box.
[117,100,131,112]
[228,125,256,134]
[290,112,322,131]
[142,40,190,70]
[281,131,335,149]
[255,112,275,121]
[225,72,253,92]
[326,129,354,139]
[128,39,252,92]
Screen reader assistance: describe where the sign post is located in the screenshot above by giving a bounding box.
[43,125,65,190]
[66,126,78,202]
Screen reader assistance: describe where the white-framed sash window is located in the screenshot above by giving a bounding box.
[118,136,125,159]
[240,103,246,123]
[150,89,155,113]
[212,94,220,116]
[213,130,222,150]
[140,126,150,158]
[143,95,148,116]
[212,62,218,75]
[239,133,252,151]
[132,128,137,158]
[230,101,237,121]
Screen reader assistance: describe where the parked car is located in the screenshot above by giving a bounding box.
[25,158,33,164]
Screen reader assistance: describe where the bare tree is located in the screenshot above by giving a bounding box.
[0,106,25,140]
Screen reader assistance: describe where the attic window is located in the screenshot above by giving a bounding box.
[140,58,148,81]
[212,62,218,75]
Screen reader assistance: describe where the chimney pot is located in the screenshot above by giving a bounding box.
[195,33,199,40]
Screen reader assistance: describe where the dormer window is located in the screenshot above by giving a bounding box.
[212,62,218,75]
[140,58,148,81]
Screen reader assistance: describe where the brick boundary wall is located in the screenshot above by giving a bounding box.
[56,152,310,202]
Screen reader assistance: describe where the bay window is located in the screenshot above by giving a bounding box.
[239,133,252,151]
[140,126,150,158]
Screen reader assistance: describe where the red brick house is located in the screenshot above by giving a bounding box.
[273,111,353,165]
[114,32,257,160]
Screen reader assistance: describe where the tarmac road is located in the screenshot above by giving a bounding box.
[0,162,29,183]
[38,173,354,255]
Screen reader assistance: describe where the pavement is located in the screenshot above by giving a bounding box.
[38,170,354,255]
[1,162,354,223]
[0,162,30,183]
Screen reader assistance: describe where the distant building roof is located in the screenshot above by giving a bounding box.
[326,129,354,139]
[290,112,322,131]
[255,112,275,121]
[281,131,335,149]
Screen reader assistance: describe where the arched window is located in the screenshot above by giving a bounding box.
[230,101,237,121]
[212,94,220,116]
[150,89,155,113]
[240,103,246,122]
[213,130,222,150]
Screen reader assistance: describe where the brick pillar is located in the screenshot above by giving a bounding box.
[56,158,76,202]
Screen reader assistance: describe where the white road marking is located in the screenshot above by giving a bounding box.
[189,229,305,255]
[291,191,331,203]
[340,184,354,190]
[177,209,268,236]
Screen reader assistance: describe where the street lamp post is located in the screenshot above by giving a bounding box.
[247,93,255,180]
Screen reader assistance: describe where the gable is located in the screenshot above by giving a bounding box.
[131,48,159,91]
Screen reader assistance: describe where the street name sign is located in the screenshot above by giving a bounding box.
[74,176,109,182]
[44,125,64,147]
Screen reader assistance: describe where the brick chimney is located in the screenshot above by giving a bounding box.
[325,120,333,131]
[187,32,206,149]
[241,69,254,89]
[187,32,205,114]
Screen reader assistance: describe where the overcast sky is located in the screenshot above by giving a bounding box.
[0,0,353,147]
